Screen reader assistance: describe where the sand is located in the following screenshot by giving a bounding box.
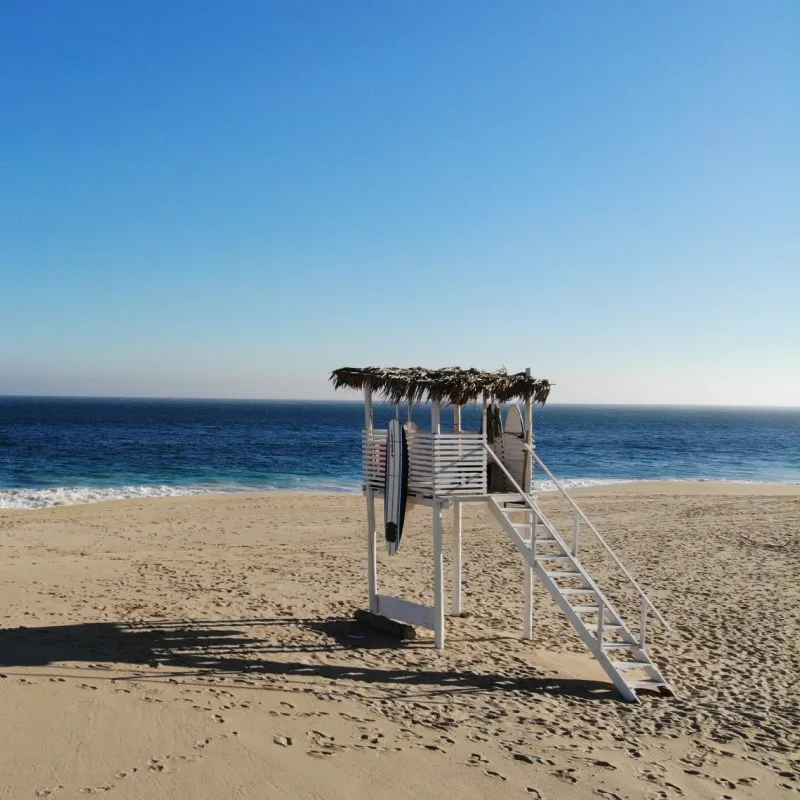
[0,484,798,799]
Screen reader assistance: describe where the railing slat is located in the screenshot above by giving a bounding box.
[522,443,670,631]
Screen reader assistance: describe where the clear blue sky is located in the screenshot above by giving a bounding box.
[1,2,797,404]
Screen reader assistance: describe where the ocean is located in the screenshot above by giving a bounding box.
[0,397,798,508]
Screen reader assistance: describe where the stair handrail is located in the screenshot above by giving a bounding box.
[484,443,646,642]
[522,443,670,631]
[483,443,574,553]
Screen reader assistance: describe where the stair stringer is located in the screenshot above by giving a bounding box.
[486,496,671,703]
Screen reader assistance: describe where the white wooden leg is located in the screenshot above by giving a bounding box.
[524,565,534,640]
[451,500,462,616]
[433,501,445,649]
[524,511,535,640]
[366,488,378,613]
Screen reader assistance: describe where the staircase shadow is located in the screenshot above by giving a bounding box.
[0,617,619,702]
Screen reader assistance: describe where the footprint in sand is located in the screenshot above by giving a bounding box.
[552,767,579,783]
[590,759,617,770]
[114,768,138,778]
[307,748,339,758]
[306,730,345,757]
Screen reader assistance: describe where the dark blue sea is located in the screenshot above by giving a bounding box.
[0,398,798,508]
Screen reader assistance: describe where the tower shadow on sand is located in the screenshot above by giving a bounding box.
[0,617,619,702]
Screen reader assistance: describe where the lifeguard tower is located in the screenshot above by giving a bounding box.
[332,366,674,703]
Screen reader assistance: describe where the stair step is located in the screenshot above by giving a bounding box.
[628,679,668,690]
[490,493,671,704]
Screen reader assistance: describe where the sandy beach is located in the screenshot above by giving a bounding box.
[0,484,797,799]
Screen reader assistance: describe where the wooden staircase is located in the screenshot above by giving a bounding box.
[484,461,674,702]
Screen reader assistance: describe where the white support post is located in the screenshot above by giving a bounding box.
[521,370,535,639]
[432,500,445,649]
[364,385,378,612]
[523,508,534,640]
[431,398,445,645]
[364,383,374,430]
[640,597,648,650]
[451,402,463,616]
[431,398,440,495]
[572,509,580,557]
[523,512,539,641]
[524,368,533,494]
[597,598,605,649]
[452,499,462,616]
[366,488,378,613]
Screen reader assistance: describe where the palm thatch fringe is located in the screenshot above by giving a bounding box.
[330,367,551,406]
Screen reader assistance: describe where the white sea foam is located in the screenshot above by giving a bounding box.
[0,480,362,509]
[534,478,638,492]
[535,477,798,492]
[2,475,791,510]
[0,485,221,510]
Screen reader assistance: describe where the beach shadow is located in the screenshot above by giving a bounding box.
[0,617,619,702]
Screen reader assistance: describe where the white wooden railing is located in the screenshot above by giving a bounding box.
[362,429,486,496]
[523,443,670,631]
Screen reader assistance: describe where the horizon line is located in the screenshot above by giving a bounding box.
[0,394,798,411]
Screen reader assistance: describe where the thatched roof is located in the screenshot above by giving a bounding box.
[330,367,551,406]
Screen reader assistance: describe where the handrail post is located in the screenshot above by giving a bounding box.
[521,442,671,632]
[597,598,605,650]
[524,511,537,641]
[572,509,579,557]
[640,597,648,650]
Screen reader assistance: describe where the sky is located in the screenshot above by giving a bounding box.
[1,2,798,405]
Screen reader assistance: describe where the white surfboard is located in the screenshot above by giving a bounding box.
[503,405,527,489]
[505,404,525,437]
[384,419,409,555]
